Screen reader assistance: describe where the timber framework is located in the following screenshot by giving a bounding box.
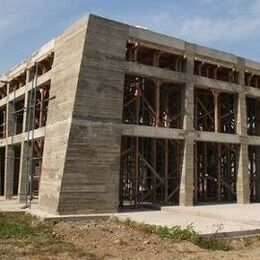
[0,14,259,214]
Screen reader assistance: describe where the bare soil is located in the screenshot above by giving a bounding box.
[0,218,260,259]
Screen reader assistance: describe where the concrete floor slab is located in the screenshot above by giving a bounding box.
[115,210,260,236]
[161,203,260,226]
[0,198,259,236]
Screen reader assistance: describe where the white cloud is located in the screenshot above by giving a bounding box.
[178,15,260,44]
[134,0,260,49]
[0,1,35,44]
[0,0,64,46]
[178,0,260,44]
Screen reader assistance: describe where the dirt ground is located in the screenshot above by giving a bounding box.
[0,217,260,259]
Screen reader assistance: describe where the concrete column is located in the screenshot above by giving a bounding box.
[18,142,30,202]
[4,83,16,199]
[255,102,260,201]
[236,93,250,203]
[212,90,220,133]
[237,58,245,86]
[179,42,195,206]
[17,70,30,203]
[0,148,4,195]
[182,43,195,130]
[4,145,14,199]
[255,147,260,201]
[185,43,195,75]
[181,83,194,130]
[179,137,194,206]
[22,69,30,133]
[6,85,15,137]
[236,93,247,136]
[237,139,250,203]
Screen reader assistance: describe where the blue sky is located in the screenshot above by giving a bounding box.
[1,0,260,74]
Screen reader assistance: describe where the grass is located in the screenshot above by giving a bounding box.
[0,212,74,250]
[0,214,36,238]
[242,235,260,246]
[0,212,244,253]
[117,217,231,251]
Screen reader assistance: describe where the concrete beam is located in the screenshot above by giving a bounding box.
[194,131,240,144]
[0,127,46,148]
[248,136,260,146]
[127,62,260,99]
[0,71,51,109]
[127,62,185,83]
[122,124,185,140]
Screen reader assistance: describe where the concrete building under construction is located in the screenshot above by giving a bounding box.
[0,14,259,215]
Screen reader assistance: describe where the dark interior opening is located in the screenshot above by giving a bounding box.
[0,106,6,138]
[0,147,5,196]
[14,98,25,135]
[195,142,238,203]
[13,144,21,196]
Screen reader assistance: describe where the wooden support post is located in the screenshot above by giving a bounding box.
[256,147,260,201]
[228,70,232,82]
[206,66,209,78]
[175,57,179,72]
[119,138,124,208]
[164,139,168,203]
[217,144,221,202]
[194,142,198,203]
[22,69,30,133]
[203,142,208,201]
[153,51,161,67]
[255,102,260,201]
[212,89,220,133]
[198,63,202,76]
[255,77,258,88]
[154,80,161,127]
[152,139,157,203]
[164,89,169,127]
[39,88,45,128]
[248,74,253,87]
[135,86,140,125]
[133,44,139,62]
[214,66,218,79]
[227,145,232,201]
[134,137,139,207]
[3,110,6,138]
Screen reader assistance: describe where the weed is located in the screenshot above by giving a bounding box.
[117,217,230,251]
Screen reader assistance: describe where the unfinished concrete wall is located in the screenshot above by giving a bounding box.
[39,15,129,214]
[38,16,89,213]
[56,15,128,214]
